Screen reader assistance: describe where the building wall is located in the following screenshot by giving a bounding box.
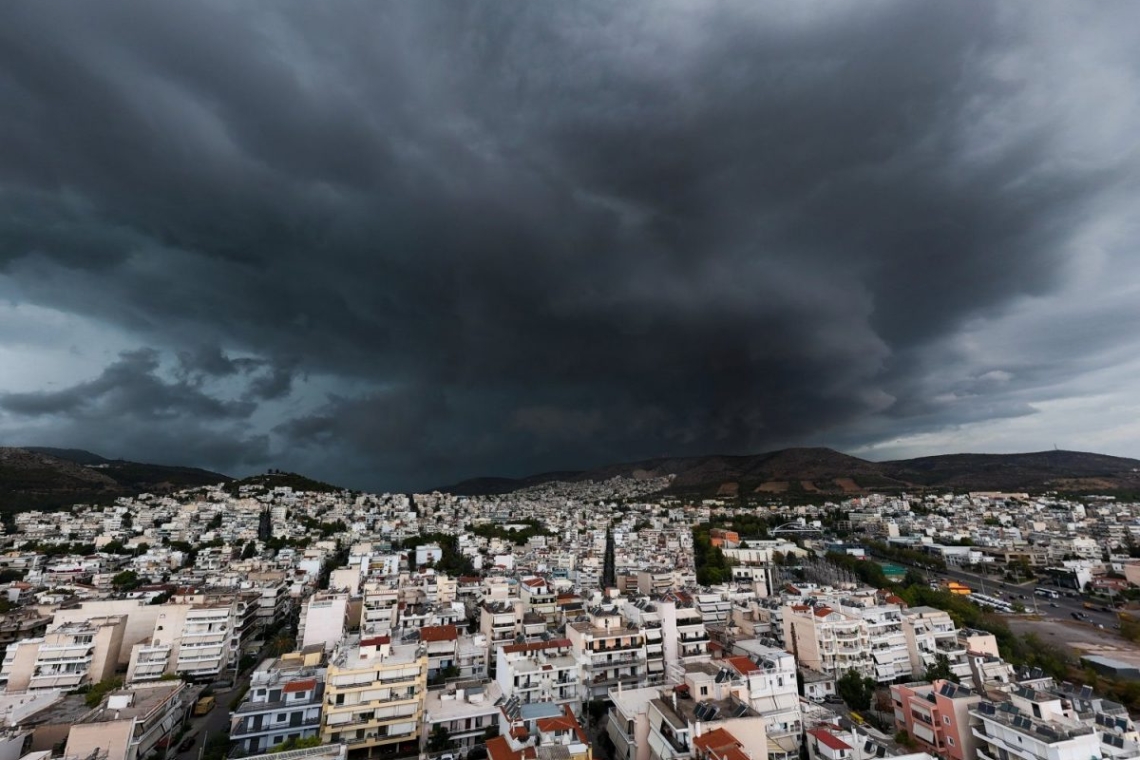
[52,601,164,667]
[65,721,134,760]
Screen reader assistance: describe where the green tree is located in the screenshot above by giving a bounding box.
[270,736,321,753]
[427,725,456,753]
[112,570,141,591]
[837,669,875,711]
[84,677,124,707]
[924,653,959,683]
[242,541,258,560]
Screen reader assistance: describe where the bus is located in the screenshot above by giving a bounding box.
[1034,587,1059,599]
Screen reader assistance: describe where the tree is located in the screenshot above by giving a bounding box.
[427,725,456,753]
[602,526,616,589]
[112,570,141,591]
[271,737,321,753]
[242,541,258,560]
[837,668,875,712]
[924,653,959,683]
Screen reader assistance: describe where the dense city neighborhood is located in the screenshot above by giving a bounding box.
[3,472,1140,760]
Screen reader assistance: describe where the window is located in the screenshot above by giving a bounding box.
[947,738,955,747]
[944,716,951,725]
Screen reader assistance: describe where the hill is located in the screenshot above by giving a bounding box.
[440,447,1140,496]
[0,447,230,512]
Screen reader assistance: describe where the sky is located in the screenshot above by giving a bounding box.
[2,1,1140,492]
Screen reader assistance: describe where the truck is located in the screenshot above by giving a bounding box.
[193,696,216,716]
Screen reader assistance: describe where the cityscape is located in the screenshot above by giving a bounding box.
[2,458,1140,760]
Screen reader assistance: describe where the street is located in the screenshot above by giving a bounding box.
[175,678,249,760]
[917,563,1123,629]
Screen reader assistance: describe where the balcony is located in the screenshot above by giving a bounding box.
[233,716,322,738]
[343,729,416,746]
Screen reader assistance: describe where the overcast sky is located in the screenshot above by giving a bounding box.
[2,1,1139,491]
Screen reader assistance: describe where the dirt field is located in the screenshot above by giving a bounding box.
[834,477,861,492]
[755,481,789,492]
[1006,617,1140,665]
[716,481,739,496]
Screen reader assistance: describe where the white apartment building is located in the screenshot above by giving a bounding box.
[727,642,803,760]
[0,616,125,692]
[567,606,648,700]
[298,592,349,652]
[783,604,873,679]
[900,607,971,682]
[838,601,912,683]
[495,638,581,710]
[422,680,502,754]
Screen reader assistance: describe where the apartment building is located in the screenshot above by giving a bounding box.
[841,602,911,683]
[422,680,501,754]
[725,643,802,760]
[419,625,459,682]
[519,577,558,623]
[891,680,980,760]
[361,582,399,635]
[0,616,125,692]
[608,686,662,760]
[783,605,873,679]
[0,609,50,660]
[496,639,580,710]
[643,684,769,760]
[299,593,349,652]
[481,601,522,675]
[230,655,325,754]
[64,681,187,760]
[660,600,709,669]
[492,700,593,760]
[567,607,647,700]
[321,636,427,756]
[969,691,1100,760]
[900,608,971,682]
[176,602,236,680]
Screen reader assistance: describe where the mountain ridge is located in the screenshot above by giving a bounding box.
[0,446,230,512]
[438,446,1140,496]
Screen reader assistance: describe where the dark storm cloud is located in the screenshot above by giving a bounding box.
[1,1,1139,488]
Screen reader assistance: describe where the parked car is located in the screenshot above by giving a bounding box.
[1071,612,1081,620]
[178,737,195,753]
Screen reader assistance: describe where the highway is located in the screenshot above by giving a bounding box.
[879,558,1124,630]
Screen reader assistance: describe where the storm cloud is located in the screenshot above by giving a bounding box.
[1,1,1139,490]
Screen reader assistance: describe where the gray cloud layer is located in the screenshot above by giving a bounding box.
[1,1,1139,489]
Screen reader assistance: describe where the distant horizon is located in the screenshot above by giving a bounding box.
[10,441,1140,495]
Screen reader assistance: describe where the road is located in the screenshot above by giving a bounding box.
[880,557,1124,629]
[870,556,1121,633]
[174,678,249,760]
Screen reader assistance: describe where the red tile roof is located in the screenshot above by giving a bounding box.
[813,606,834,618]
[808,727,852,751]
[486,736,521,760]
[360,635,390,647]
[501,638,570,654]
[693,728,738,753]
[419,624,458,642]
[283,678,316,694]
[727,656,760,675]
[537,715,578,733]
